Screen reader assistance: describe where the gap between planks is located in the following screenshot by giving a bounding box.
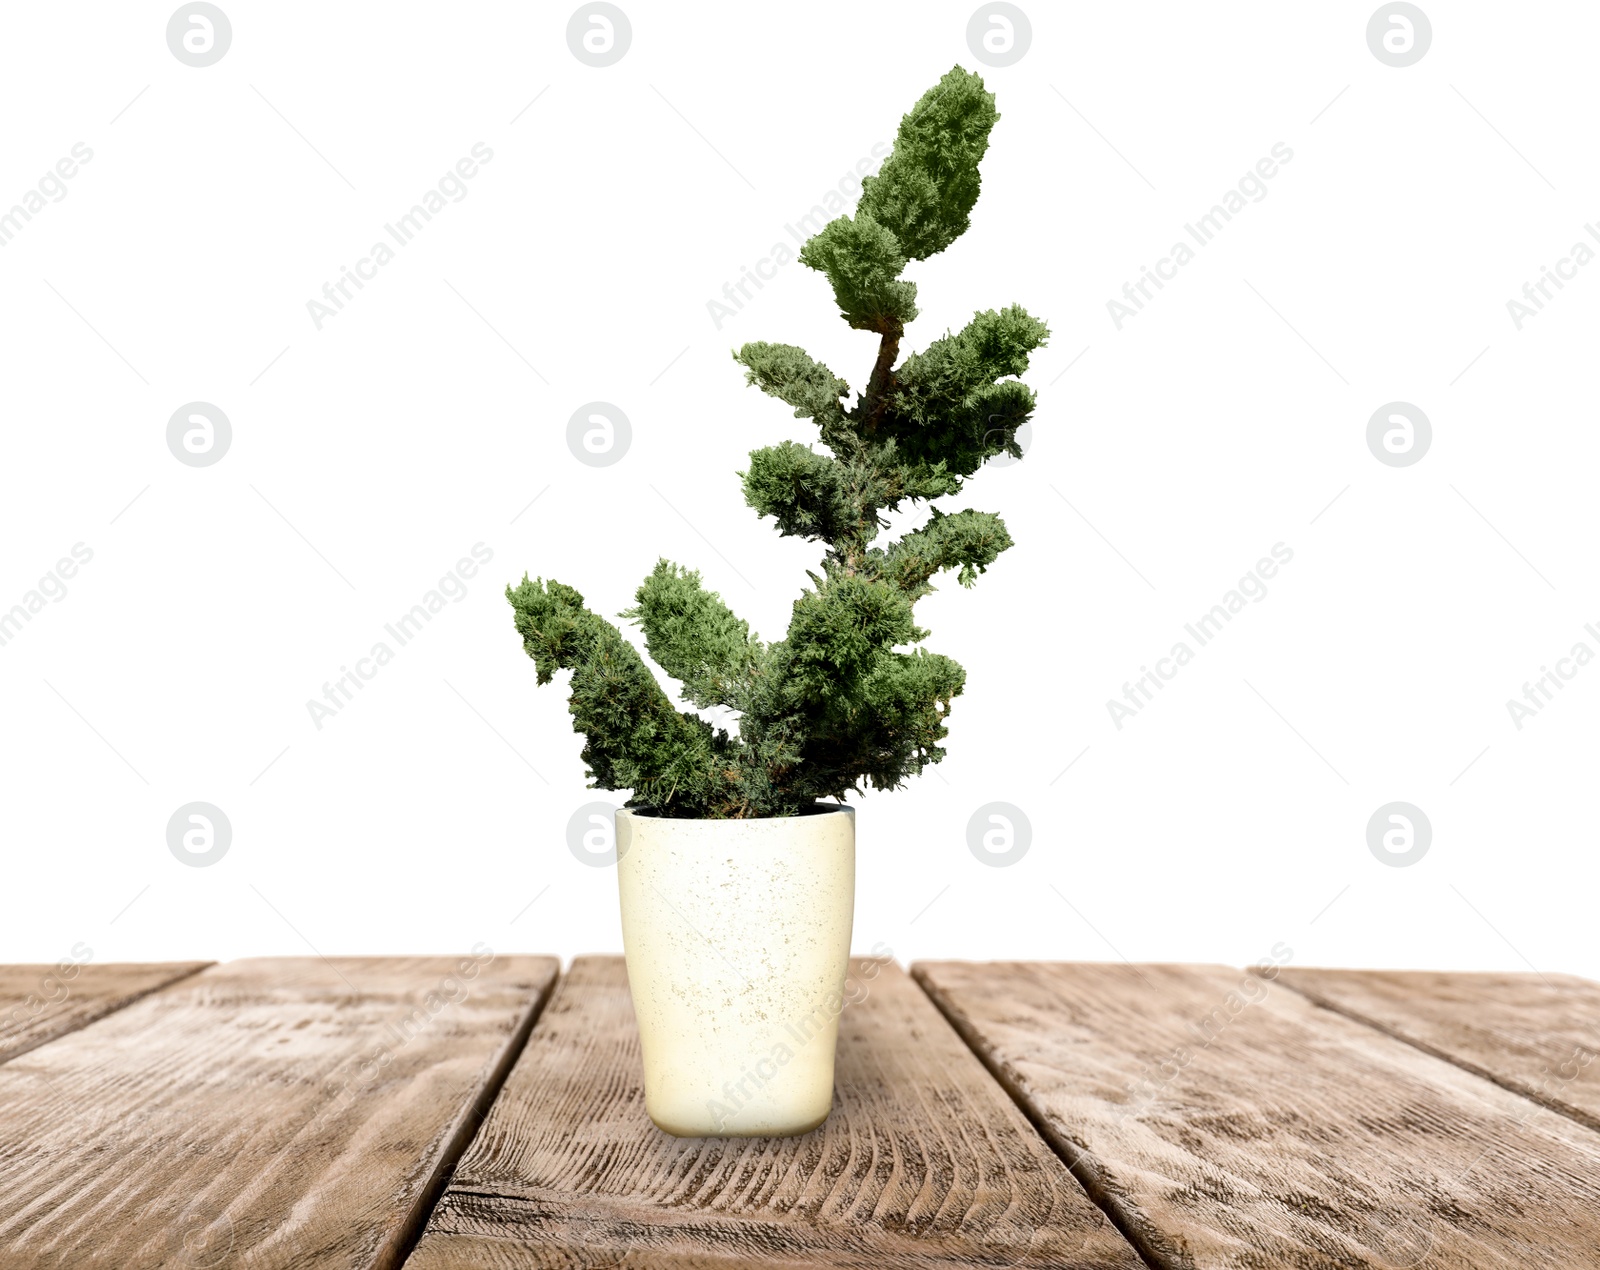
[382,962,562,1269]
[1261,967,1600,1140]
[0,961,213,1069]
[907,964,1169,1270]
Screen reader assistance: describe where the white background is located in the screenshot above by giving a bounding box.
[2,1,1595,983]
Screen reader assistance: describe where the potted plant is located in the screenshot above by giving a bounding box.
[507,66,1047,1137]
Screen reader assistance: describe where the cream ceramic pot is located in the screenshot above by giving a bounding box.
[615,805,855,1137]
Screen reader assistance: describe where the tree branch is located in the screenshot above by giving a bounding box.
[862,325,902,432]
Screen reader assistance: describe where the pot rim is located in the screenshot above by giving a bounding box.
[616,801,853,823]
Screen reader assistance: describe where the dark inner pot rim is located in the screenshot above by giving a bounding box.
[619,802,852,822]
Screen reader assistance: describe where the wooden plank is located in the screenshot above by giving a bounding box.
[913,960,1600,1269]
[0,961,210,1065]
[0,954,557,1269]
[1277,967,1600,1134]
[408,955,1146,1270]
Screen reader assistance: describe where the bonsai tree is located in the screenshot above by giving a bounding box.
[508,66,1048,818]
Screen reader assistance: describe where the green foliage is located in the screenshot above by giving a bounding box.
[872,507,1015,598]
[622,561,763,712]
[732,343,849,429]
[507,66,1047,818]
[796,214,918,334]
[506,576,742,814]
[885,305,1050,473]
[859,67,1000,261]
[741,441,856,544]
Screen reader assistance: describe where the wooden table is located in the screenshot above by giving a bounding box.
[2,957,1597,1268]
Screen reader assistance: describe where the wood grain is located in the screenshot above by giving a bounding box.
[914,960,1600,1269]
[1277,967,1600,1134]
[408,955,1145,1270]
[0,954,557,1269]
[0,961,210,1065]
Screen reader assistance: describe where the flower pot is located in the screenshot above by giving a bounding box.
[615,804,855,1137]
